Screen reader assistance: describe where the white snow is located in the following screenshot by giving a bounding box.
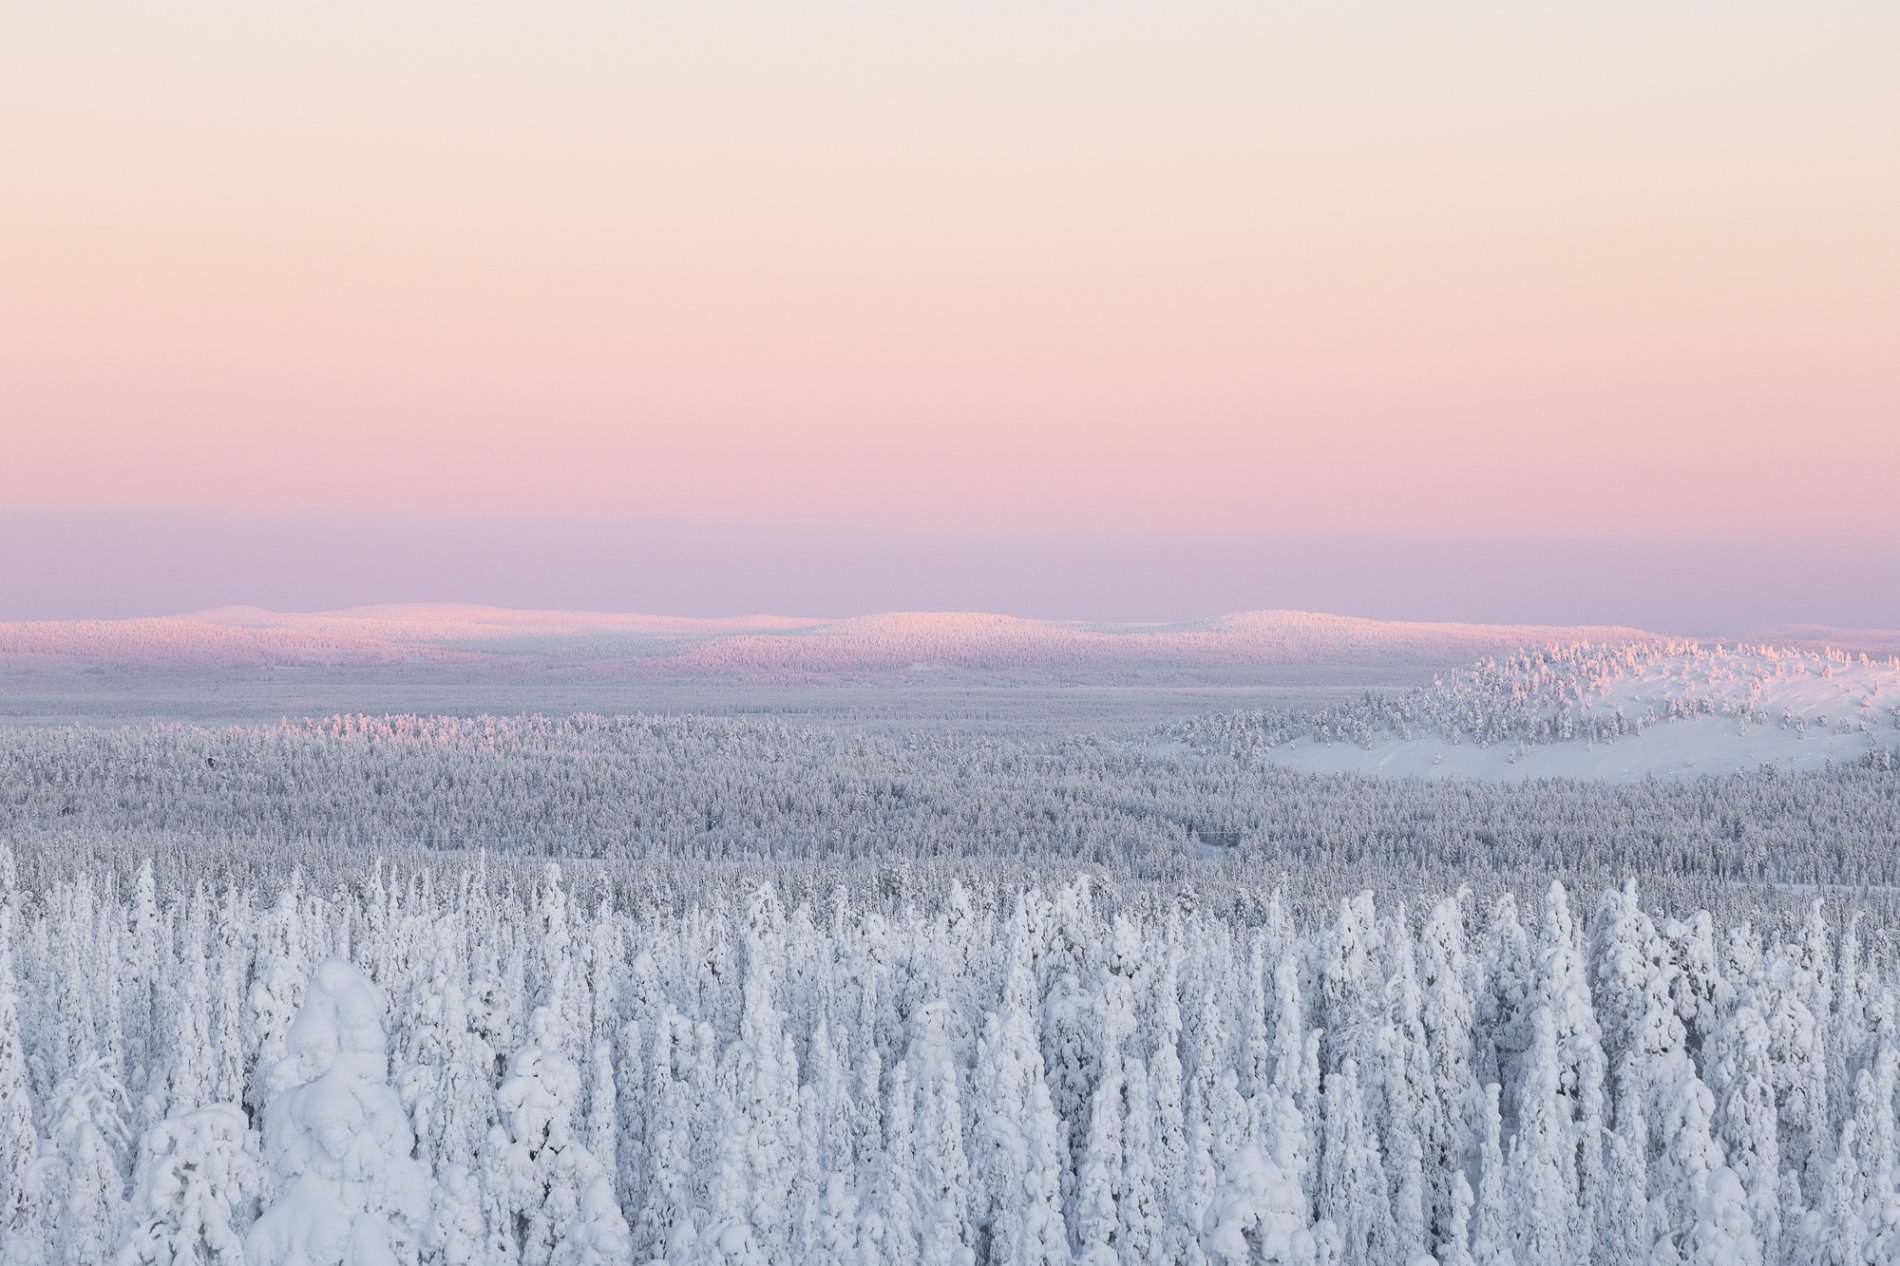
[1266,642,1900,781]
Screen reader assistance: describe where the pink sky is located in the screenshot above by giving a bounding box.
[3,3,1897,560]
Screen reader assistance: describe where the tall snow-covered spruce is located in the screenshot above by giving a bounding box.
[245,960,429,1266]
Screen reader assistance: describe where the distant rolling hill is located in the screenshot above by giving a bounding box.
[0,604,1662,685]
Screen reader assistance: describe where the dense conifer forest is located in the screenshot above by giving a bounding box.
[5,639,1900,1264]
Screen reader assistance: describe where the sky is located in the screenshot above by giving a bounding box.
[3,3,1897,624]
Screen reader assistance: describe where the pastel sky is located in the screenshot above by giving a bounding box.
[3,3,1896,621]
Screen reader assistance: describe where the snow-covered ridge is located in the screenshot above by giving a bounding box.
[1184,641,1900,781]
[0,605,1662,683]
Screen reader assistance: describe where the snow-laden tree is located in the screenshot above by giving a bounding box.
[548,1177,630,1266]
[973,914,1070,1266]
[696,1086,769,1266]
[1710,1000,1784,1258]
[397,924,491,1181]
[864,1059,921,1266]
[718,891,800,1262]
[1373,923,1436,1261]
[123,862,163,1124]
[1072,1049,1126,1265]
[1,907,42,1266]
[248,879,311,1117]
[245,960,429,1266]
[1202,1140,1317,1266]
[484,1007,628,1266]
[118,1105,263,1266]
[1468,1084,1511,1266]
[1535,882,1607,1264]
[1315,1060,1393,1266]
[1418,892,1479,1247]
[209,903,249,1110]
[39,1055,129,1266]
[1507,1007,1572,1265]
[1147,952,1192,1266]
[912,1022,973,1266]
[1648,1033,1760,1266]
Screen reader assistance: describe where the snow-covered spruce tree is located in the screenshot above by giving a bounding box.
[697,1085,769,1266]
[1189,989,1249,1205]
[973,912,1070,1266]
[718,888,800,1264]
[1317,894,1380,1080]
[528,868,584,1072]
[1710,999,1784,1258]
[245,960,429,1266]
[1856,1035,1900,1255]
[1604,1056,1654,1266]
[1072,1023,1127,1266]
[1507,1007,1571,1265]
[1417,892,1479,1248]
[1787,906,1838,1204]
[118,1105,263,1266]
[1535,882,1607,1264]
[154,923,214,1127]
[548,1176,631,1266]
[612,1015,647,1215]
[247,877,311,1119]
[47,882,110,1114]
[1788,1118,1870,1265]
[581,1042,617,1215]
[1,906,43,1266]
[1118,1056,1162,1266]
[123,861,164,1128]
[485,1006,628,1266]
[398,923,492,1182]
[911,1009,974,1266]
[1372,922,1435,1262]
[631,1009,698,1265]
[1201,1139,1317,1266]
[1147,951,1192,1266]
[209,891,250,1110]
[1647,1028,1761,1266]
[1041,962,1098,1220]
[864,1059,921,1266]
[1476,895,1535,1109]
[39,1054,130,1266]
[1315,1059,1393,1266]
[1467,1084,1510,1266]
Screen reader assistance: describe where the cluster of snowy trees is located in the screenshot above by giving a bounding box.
[6,849,1900,1265]
[1174,643,1900,754]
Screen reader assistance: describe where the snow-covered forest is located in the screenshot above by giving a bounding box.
[7,850,1900,1266]
[6,710,1900,916]
[5,636,1900,1264]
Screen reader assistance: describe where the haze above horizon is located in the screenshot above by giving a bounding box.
[4,3,1894,625]
[5,512,1899,632]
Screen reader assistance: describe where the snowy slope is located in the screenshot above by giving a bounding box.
[1261,641,1900,781]
[0,604,1658,685]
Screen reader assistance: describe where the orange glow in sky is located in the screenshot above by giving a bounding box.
[3,2,1897,545]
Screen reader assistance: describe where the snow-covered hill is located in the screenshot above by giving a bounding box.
[0,604,1657,685]
[1241,641,1900,780]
